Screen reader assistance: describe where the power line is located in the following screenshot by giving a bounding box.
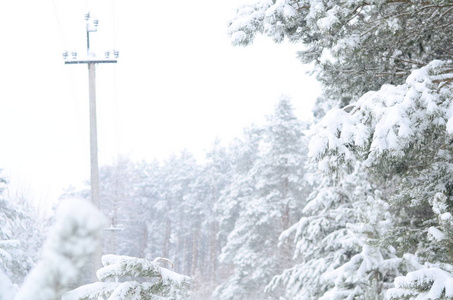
[50,0,85,151]
[111,0,121,159]
[51,0,66,49]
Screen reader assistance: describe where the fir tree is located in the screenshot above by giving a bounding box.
[214,98,310,299]
[15,199,106,300]
[0,175,41,286]
[63,255,191,300]
[272,61,453,299]
[228,0,453,106]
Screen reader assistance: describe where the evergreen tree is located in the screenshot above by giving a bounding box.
[267,163,401,299]
[213,125,262,295]
[63,255,191,300]
[139,152,202,276]
[228,0,453,106]
[0,175,41,286]
[214,98,310,299]
[186,140,233,299]
[272,61,453,299]
[215,125,263,247]
[15,199,105,300]
[139,160,167,262]
[99,157,147,258]
[387,193,453,299]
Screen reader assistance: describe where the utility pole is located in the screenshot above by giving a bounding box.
[63,12,118,281]
[63,12,118,209]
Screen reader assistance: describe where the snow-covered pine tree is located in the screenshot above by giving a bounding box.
[0,175,41,287]
[63,255,191,300]
[138,160,167,262]
[228,0,453,106]
[183,140,233,298]
[267,161,401,299]
[15,199,106,300]
[99,157,147,258]
[317,183,403,299]
[135,151,202,277]
[387,193,453,299]
[330,60,453,274]
[153,151,199,275]
[215,125,263,248]
[227,1,453,298]
[272,61,453,299]
[0,200,33,287]
[213,97,310,299]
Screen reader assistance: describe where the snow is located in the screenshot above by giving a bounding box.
[389,267,453,299]
[14,199,106,300]
[307,60,453,173]
[441,212,452,221]
[447,102,453,133]
[97,254,171,281]
[428,227,446,242]
[316,7,340,31]
[62,282,119,300]
[64,254,190,300]
[0,269,16,300]
[0,248,12,264]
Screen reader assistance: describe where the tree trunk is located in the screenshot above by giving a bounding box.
[209,221,219,283]
[191,228,200,276]
[163,219,171,259]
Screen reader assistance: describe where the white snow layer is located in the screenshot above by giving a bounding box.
[14,199,106,300]
[388,267,453,299]
[0,268,16,300]
[308,60,453,173]
[63,254,190,300]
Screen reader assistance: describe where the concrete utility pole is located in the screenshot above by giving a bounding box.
[63,12,118,209]
[63,12,119,282]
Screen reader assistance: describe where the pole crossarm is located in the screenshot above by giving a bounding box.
[65,59,117,64]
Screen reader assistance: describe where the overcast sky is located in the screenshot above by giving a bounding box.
[0,0,320,208]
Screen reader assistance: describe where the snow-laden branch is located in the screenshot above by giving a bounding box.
[388,267,453,299]
[308,60,453,173]
[63,255,191,300]
[14,199,106,300]
[98,255,189,287]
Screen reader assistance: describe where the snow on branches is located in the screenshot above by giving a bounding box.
[0,269,15,300]
[268,61,453,299]
[229,0,453,102]
[388,193,453,299]
[15,199,106,300]
[308,60,453,174]
[387,258,453,300]
[63,255,191,300]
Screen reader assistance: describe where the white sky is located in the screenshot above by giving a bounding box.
[0,0,320,207]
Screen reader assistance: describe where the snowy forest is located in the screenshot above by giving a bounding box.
[2,0,453,299]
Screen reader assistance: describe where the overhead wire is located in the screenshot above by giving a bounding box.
[111,0,121,161]
[50,0,85,151]
[53,0,122,166]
